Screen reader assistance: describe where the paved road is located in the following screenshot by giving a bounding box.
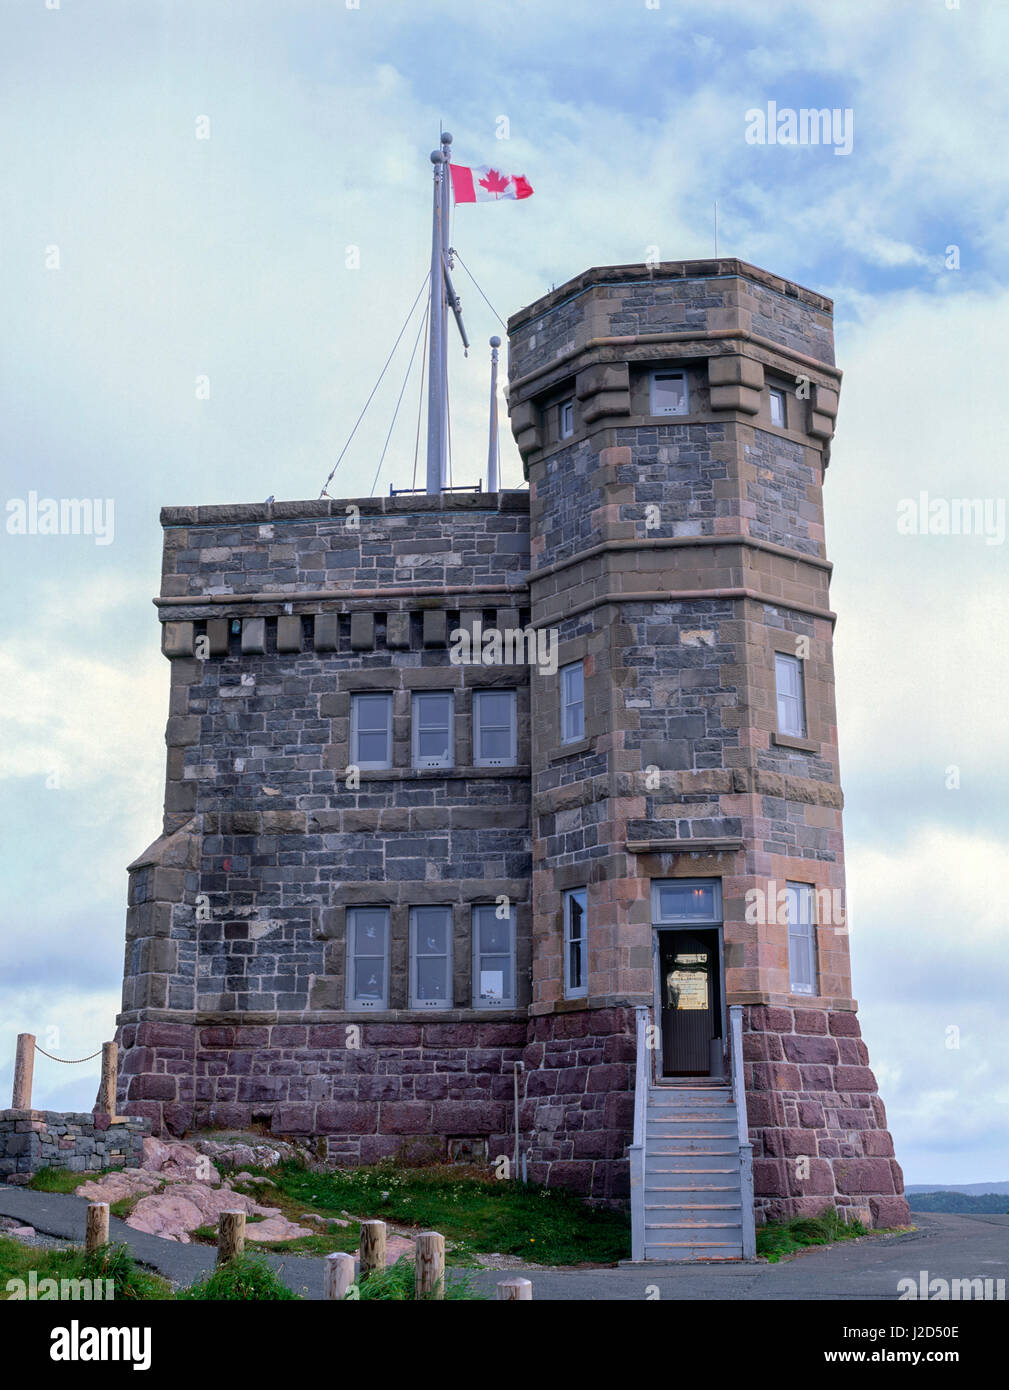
[0,1186,324,1298]
[3,1187,1005,1300]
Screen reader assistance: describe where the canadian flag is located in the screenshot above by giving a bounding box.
[450,163,534,204]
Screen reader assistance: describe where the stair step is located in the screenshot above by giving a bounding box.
[647,1143,738,1155]
[646,1220,743,1229]
[645,1204,741,1213]
[645,1187,739,1196]
[644,1246,742,1260]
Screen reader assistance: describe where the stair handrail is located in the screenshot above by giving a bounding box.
[633,1005,650,1148]
[729,1003,757,1258]
[629,1004,651,1261]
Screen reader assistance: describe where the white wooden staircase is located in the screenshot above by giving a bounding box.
[641,1084,745,1259]
[630,1005,756,1261]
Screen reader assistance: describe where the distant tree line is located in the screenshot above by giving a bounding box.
[908,1191,1009,1214]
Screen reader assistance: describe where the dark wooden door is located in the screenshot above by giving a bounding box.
[660,932,716,1075]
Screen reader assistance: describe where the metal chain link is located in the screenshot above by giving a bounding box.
[33,1044,103,1064]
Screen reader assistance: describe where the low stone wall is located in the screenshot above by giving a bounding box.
[0,1109,150,1185]
[743,1004,910,1227]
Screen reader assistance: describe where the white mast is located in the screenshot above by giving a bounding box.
[487,336,501,492]
[425,145,447,494]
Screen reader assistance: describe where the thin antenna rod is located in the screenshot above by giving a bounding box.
[487,336,501,493]
[714,200,719,258]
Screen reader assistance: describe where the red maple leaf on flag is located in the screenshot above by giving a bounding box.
[478,168,511,197]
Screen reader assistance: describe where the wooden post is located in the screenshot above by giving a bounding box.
[85,1202,109,1254]
[217,1210,246,1265]
[12,1034,35,1110]
[359,1219,386,1278]
[324,1251,356,1300]
[414,1231,445,1300]
[497,1277,532,1300]
[97,1041,118,1119]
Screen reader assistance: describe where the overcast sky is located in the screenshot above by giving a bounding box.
[1,0,1006,1187]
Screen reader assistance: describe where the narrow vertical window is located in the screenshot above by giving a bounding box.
[560,661,585,744]
[346,907,390,1010]
[774,652,807,738]
[560,399,574,438]
[409,906,453,1008]
[472,903,516,1008]
[564,889,588,999]
[473,689,517,766]
[412,691,454,768]
[350,693,393,769]
[786,882,817,996]
[769,387,786,427]
[650,369,689,416]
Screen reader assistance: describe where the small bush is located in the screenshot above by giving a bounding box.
[178,1254,299,1300]
[355,1256,488,1301]
[757,1206,866,1262]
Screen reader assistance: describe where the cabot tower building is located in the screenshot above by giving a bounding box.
[117,259,909,1259]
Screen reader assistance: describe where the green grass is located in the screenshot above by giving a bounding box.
[0,1237,172,1300]
[354,1255,488,1300]
[27,1167,91,1194]
[757,1207,868,1263]
[254,1159,630,1266]
[177,1254,299,1301]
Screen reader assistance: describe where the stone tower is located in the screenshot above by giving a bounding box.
[116,257,908,1239]
[507,259,907,1227]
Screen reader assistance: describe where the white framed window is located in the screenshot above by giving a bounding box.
[769,387,786,427]
[650,369,689,416]
[346,907,390,1010]
[786,882,818,996]
[412,691,454,768]
[472,903,516,1008]
[564,888,588,998]
[409,905,453,1009]
[775,652,807,738]
[350,693,393,770]
[560,661,584,744]
[652,878,722,925]
[473,689,517,767]
[560,399,574,438]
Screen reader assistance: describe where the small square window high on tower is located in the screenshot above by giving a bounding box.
[650,369,689,416]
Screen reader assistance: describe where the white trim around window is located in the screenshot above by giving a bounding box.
[563,888,588,998]
[409,905,453,1009]
[346,907,390,1010]
[350,692,393,770]
[411,690,454,768]
[471,903,516,1008]
[473,689,517,767]
[769,387,786,427]
[649,369,689,416]
[560,661,585,744]
[774,652,807,738]
[786,882,818,996]
[560,399,574,438]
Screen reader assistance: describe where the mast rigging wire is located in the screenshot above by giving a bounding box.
[370,296,430,497]
[319,271,430,498]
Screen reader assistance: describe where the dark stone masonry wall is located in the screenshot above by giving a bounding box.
[0,1110,149,1184]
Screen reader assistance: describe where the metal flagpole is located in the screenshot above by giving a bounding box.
[425,146,446,494]
[487,336,501,492]
[439,132,453,487]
